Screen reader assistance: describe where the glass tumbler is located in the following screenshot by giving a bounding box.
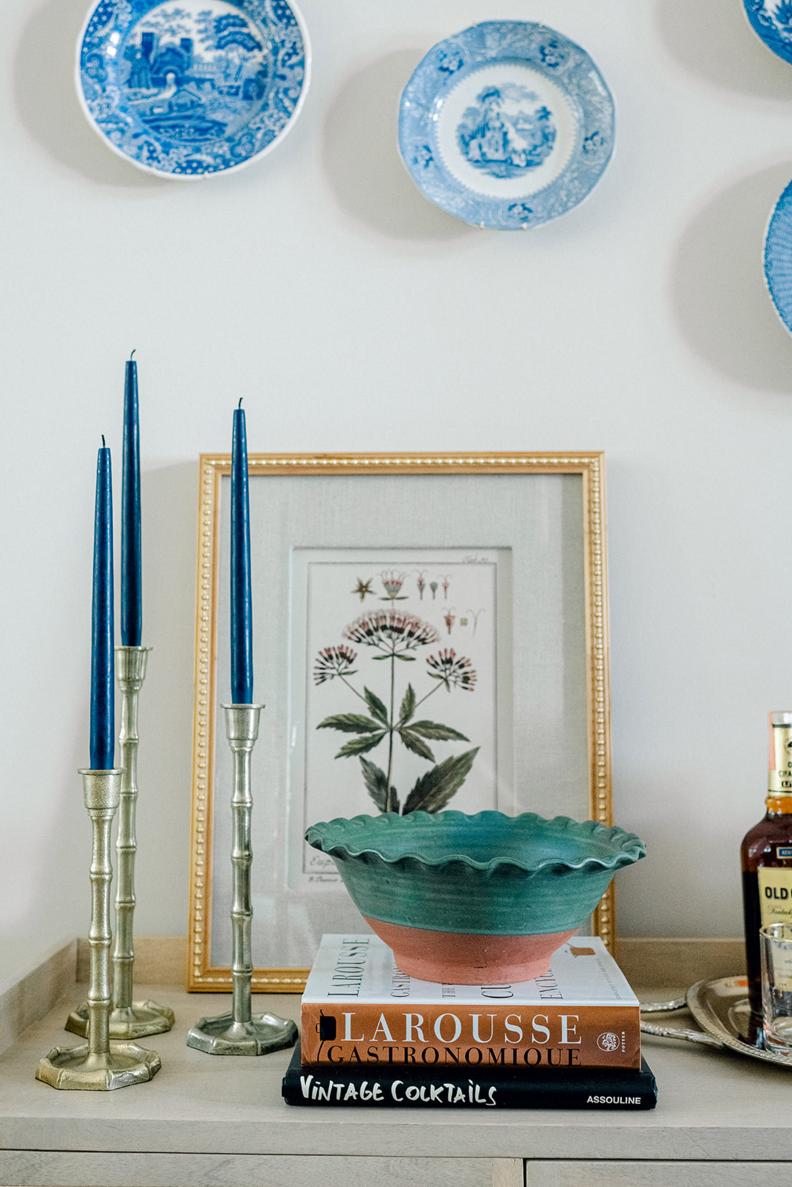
[760,922,792,1054]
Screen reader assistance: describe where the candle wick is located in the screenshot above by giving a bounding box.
[129,348,137,360]
[238,397,244,409]
[101,434,106,448]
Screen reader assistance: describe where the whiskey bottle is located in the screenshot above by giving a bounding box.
[741,711,792,1018]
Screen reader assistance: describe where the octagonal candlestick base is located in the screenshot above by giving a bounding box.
[36,1041,161,1091]
[186,1011,297,1057]
[186,706,297,1057]
[110,1001,176,1038]
[65,999,176,1041]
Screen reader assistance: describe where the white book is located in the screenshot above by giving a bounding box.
[303,933,638,1007]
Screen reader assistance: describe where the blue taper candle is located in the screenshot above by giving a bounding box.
[230,400,253,704]
[121,351,142,646]
[90,437,115,770]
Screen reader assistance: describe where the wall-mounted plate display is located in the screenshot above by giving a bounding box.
[398,21,614,230]
[76,0,310,179]
[765,181,792,333]
[743,1,792,65]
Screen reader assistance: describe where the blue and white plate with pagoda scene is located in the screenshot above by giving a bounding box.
[744,1,792,65]
[764,181,792,333]
[398,21,614,230]
[76,0,310,179]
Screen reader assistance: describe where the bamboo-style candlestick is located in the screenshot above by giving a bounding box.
[36,770,160,1090]
[186,705,297,1055]
[65,647,174,1040]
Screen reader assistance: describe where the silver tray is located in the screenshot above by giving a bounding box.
[641,975,792,1068]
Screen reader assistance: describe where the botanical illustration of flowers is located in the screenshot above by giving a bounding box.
[314,609,479,814]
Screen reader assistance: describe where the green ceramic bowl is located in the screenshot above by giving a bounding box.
[305,810,645,983]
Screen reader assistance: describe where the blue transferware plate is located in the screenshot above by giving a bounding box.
[398,21,614,230]
[76,0,309,179]
[744,1,792,64]
[764,181,792,332]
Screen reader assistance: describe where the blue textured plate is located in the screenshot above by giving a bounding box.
[765,181,792,332]
[76,0,309,179]
[744,1,792,64]
[398,21,614,230]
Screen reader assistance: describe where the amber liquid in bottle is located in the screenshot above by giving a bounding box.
[740,712,792,1019]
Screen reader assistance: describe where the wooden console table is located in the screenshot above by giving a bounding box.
[0,940,787,1187]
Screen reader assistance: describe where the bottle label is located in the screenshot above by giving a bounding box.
[758,868,792,927]
[769,724,792,794]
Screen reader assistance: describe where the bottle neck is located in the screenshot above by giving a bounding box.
[766,795,792,816]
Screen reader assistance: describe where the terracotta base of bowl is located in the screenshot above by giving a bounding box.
[364,917,576,984]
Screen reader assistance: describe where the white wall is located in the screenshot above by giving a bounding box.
[3,0,792,977]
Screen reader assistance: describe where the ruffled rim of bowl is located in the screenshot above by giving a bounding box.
[304,810,646,875]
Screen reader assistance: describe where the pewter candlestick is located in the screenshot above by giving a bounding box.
[66,647,174,1040]
[187,705,297,1055]
[37,770,160,1090]
[112,646,174,1034]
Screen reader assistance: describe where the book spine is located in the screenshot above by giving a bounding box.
[301,1002,641,1068]
[283,1066,656,1110]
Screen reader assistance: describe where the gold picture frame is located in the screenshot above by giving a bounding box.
[187,452,612,993]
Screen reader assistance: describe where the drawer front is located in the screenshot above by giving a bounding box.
[525,1161,787,1187]
[0,1151,522,1187]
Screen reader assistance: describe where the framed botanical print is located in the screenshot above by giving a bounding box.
[187,453,612,992]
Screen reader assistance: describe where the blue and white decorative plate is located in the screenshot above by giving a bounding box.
[744,1,792,64]
[764,181,792,332]
[398,21,614,230]
[76,0,310,179]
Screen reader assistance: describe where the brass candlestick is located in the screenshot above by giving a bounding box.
[186,705,298,1056]
[36,770,160,1090]
[66,647,174,1040]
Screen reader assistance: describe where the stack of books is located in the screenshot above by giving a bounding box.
[282,934,657,1110]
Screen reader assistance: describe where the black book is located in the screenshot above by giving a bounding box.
[282,1043,658,1110]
